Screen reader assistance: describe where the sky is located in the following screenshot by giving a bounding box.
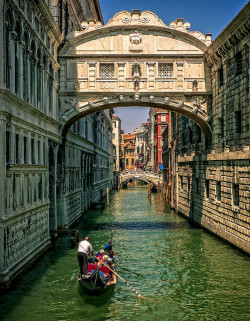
[99,0,248,133]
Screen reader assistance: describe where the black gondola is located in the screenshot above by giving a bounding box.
[77,242,116,295]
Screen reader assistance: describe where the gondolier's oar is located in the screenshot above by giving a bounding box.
[94,256,145,299]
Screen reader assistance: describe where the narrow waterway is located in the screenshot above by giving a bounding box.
[1,184,250,321]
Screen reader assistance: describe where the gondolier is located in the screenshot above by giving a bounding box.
[78,236,94,276]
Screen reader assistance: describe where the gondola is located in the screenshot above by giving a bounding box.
[77,242,116,295]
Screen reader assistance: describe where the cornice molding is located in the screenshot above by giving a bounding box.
[205,4,250,66]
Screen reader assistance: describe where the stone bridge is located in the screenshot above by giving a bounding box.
[59,10,213,144]
[120,171,163,186]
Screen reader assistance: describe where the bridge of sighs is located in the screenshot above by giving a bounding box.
[58,10,213,141]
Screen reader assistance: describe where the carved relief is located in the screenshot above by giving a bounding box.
[99,82,116,89]
[157,81,173,89]
[129,30,142,45]
[120,11,132,24]
[67,80,80,90]
[79,81,87,90]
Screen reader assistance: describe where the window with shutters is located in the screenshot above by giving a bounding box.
[99,63,114,78]
[158,63,173,78]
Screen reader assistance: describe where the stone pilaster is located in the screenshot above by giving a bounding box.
[26,49,32,103]
[147,62,155,90]
[0,114,6,218]
[117,62,126,91]
[88,62,96,90]
[176,62,184,90]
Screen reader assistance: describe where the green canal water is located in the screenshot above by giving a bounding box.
[1,184,250,321]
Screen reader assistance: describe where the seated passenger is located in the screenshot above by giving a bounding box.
[108,250,116,264]
[96,249,104,261]
[102,254,109,265]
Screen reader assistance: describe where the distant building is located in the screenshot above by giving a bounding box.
[135,124,148,170]
[124,133,136,170]
[120,130,125,171]
[112,115,121,172]
[149,108,169,173]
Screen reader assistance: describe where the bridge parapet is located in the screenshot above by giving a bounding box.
[120,171,163,186]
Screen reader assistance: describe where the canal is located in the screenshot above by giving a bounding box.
[1,183,250,321]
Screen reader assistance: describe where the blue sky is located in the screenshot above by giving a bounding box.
[99,0,248,133]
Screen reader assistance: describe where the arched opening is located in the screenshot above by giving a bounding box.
[30,40,36,105]
[61,98,212,146]
[14,21,21,95]
[5,10,12,89]
[23,32,28,101]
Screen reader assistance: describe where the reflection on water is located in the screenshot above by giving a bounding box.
[1,184,250,321]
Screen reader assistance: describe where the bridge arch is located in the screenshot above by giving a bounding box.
[61,95,212,142]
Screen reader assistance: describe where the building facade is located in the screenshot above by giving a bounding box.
[135,124,148,170]
[0,0,113,288]
[149,108,169,173]
[124,133,136,171]
[171,3,250,254]
[112,115,121,172]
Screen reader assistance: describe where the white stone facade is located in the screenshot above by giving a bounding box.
[0,0,111,287]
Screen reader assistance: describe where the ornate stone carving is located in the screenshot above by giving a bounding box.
[179,101,184,108]
[103,97,109,103]
[164,97,170,104]
[134,93,140,101]
[129,30,142,45]
[169,21,177,29]
[192,98,207,114]
[131,62,142,91]
[150,95,154,101]
[140,12,151,24]
[183,22,191,31]
[119,94,124,102]
[100,82,116,89]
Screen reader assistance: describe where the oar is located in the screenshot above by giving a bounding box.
[94,256,145,299]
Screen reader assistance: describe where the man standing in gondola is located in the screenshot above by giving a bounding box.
[78,236,94,277]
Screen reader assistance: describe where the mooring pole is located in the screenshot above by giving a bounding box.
[106,187,109,206]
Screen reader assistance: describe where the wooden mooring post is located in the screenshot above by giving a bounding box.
[148,182,152,199]
[106,187,110,206]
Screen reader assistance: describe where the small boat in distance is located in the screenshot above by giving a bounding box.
[77,242,116,295]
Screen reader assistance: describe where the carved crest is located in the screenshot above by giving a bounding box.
[129,30,142,45]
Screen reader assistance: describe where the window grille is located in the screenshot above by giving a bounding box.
[233,183,239,206]
[235,111,242,134]
[205,179,209,198]
[99,63,114,78]
[158,63,173,78]
[216,181,221,201]
[218,67,224,87]
[235,52,242,76]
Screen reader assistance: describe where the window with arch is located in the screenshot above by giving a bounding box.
[15,21,21,95]
[49,62,53,113]
[23,32,29,101]
[5,10,12,88]
[30,41,36,105]
[37,49,42,108]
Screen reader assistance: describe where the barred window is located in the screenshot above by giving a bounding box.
[235,51,242,76]
[158,63,173,78]
[99,63,114,78]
